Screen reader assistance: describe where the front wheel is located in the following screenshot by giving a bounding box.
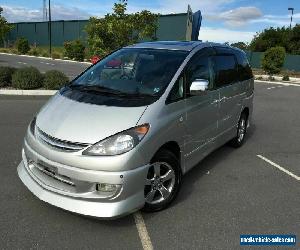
[229,113,248,148]
[142,149,182,212]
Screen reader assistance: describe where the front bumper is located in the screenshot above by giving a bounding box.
[18,147,149,218]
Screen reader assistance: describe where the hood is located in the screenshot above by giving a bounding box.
[36,93,147,144]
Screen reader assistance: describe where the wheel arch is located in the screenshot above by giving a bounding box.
[151,141,182,170]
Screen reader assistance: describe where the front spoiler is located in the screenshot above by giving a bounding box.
[17,161,146,218]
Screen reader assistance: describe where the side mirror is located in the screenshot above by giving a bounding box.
[190,79,209,95]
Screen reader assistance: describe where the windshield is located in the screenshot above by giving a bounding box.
[70,48,188,97]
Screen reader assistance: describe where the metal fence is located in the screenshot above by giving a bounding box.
[246,51,300,72]
[6,14,190,47]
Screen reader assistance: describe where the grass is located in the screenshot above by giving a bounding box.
[252,68,300,78]
[0,46,65,59]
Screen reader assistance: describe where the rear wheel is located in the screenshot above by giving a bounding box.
[143,149,181,212]
[229,113,248,148]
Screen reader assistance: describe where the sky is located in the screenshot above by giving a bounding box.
[1,0,299,43]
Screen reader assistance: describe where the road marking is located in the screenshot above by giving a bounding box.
[257,155,300,181]
[133,212,153,250]
[267,86,284,90]
[17,61,27,65]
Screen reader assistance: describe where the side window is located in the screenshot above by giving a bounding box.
[186,48,214,93]
[166,74,184,103]
[213,54,237,87]
[234,51,253,81]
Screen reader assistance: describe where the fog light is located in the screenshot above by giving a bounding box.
[96,183,119,192]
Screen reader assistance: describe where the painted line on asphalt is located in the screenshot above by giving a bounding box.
[133,212,153,250]
[267,86,284,90]
[257,155,300,181]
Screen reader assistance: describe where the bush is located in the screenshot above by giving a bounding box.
[43,70,69,89]
[51,51,62,59]
[28,47,39,56]
[282,74,290,81]
[261,46,286,75]
[16,37,30,54]
[0,48,10,53]
[40,50,49,57]
[64,40,85,61]
[0,66,16,87]
[12,67,43,89]
[268,75,275,81]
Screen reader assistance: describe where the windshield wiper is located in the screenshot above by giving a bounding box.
[69,84,157,98]
[125,93,157,98]
[69,85,127,96]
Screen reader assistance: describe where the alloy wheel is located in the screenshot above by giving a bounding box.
[144,162,176,205]
[237,117,246,143]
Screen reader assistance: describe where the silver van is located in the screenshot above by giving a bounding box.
[18,41,254,218]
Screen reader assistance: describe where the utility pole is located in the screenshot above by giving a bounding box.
[288,7,294,29]
[48,0,52,57]
[43,0,47,21]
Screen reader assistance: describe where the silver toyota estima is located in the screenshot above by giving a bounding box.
[18,41,254,218]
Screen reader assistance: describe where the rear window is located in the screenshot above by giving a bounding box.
[213,54,237,87]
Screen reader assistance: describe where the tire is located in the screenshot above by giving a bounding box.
[142,149,182,212]
[229,112,248,148]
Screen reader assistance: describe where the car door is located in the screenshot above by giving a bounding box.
[183,48,220,170]
[212,47,241,136]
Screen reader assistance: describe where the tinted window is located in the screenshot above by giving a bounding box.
[185,48,214,93]
[213,54,237,87]
[234,50,253,81]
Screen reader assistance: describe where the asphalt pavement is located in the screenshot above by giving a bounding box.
[0,82,299,249]
[0,53,90,79]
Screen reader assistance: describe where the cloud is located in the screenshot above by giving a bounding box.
[2,4,90,22]
[2,0,239,23]
[125,0,236,15]
[251,12,300,27]
[206,6,262,27]
[199,27,255,43]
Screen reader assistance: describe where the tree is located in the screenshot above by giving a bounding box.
[249,27,290,52]
[85,0,158,57]
[261,46,286,75]
[248,25,300,54]
[288,24,300,55]
[0,7,12,45]
[231,42,248,51]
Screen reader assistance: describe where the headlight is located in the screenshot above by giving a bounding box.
[83,124,149,156]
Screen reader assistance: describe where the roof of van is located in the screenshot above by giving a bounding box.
[127,41,209,51]
[127,41,244,53]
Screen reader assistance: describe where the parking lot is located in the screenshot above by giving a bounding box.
[0,81,299,249]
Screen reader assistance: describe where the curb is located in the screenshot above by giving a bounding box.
[0,89,57,96]
[0,52,92,65]
[255,80,300,87]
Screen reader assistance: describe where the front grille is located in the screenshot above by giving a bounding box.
[36,127,89,151]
